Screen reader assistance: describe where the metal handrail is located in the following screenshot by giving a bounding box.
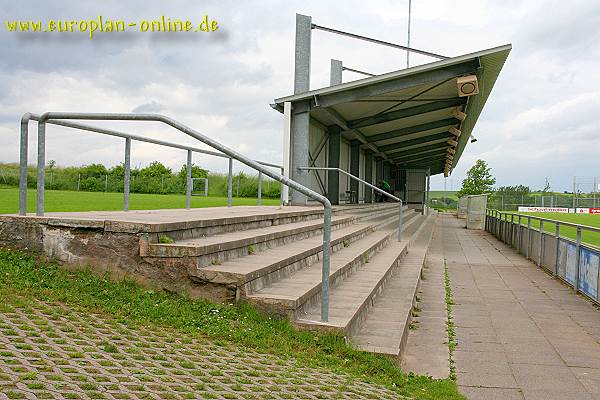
[19,113,284,214]
[19,111,334,322]
[485,209,600,301]
[486,210,600,234]
[299,166,404,241]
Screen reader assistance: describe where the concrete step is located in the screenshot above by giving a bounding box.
[293,214,429,336]
[349,213,437,359]
[142,206,329,242]
[193,210,418,295]
[142,214,357,265]
[245,211,422,317]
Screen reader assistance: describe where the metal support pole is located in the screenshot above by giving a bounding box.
[77,174,81,191]
[321,205,332,322]
[280,167,285,206]
[539,220,544,267]
[36,120,46,216]
[227,158,233,207]
[19,114,30,215]
[186,149,192,210]
[518,214,522,251]
[554,222,560,276]
[124,138,131,211]
[510,214,514,246]
[257,172,262,206]
[105,174,108,192]
[575,226,582,292]
[527,217,532,260]
[398,202,404,242]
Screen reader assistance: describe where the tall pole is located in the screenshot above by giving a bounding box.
[406,0,412,68]
[290,14,312,205]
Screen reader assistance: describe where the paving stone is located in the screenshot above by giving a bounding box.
[0,297,405,399]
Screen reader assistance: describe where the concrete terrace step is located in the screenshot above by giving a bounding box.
[293,213,430,337]
[192,210,418,293]
[245,211,422,317]
[294,240,410,335]
[350,213,437,359]
[143,214,356,259]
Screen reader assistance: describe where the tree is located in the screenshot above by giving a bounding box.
[542,177,551,193]
[496,185,530,197]
[139,161,172,178]
[177,164,208,182]
[457,159,496,197]
[47,160,56,170]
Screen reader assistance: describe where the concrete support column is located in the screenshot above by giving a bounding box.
[327,125,341,205]
[290,13,312,206]
[350,141,360,203]
[375,158,383,184]
[330,59,343,86]
[364,151,373,203]
[290,100,311,205]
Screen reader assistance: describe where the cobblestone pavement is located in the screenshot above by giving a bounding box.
[0,298,404,400]
[439,214,600,400]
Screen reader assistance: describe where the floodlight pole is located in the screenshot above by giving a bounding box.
[407,0,412,68]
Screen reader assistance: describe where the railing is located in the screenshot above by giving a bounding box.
[299,167,404,241]
[19,112,334,322]
[19,113,283,215]
[486,210,600,304]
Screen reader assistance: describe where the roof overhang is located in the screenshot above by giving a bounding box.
[272,44,511,176]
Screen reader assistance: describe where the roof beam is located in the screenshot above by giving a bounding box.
[319,106,388,160]
[312,60,479,109]
[348,98,466,130]
[364,118,459,143]
[388,144,449,160]
[392,149,448,163]
[396,153,447,165]
[377,131,452,153]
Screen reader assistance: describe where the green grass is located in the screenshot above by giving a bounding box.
[0,188,279,214]
[0,249,464,400]
[515,212,600,248]
[428,191,458,200]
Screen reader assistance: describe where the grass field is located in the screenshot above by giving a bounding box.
[517,212,600,248]
[429,190,458,200]
[0,187,279,214]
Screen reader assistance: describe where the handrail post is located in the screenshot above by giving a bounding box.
[227,158,233,208]
[539,219,544,267]
[19,114,31,216]
[554,222,560,276]
[124,138,131,211]
[575,226,582,292]
[280,167,285,206]
[321,204,332,322]
[36,119,46,216]
[518,214,522,251]
[186,149,192,210]
[526,216,532,259]
[510,214,514,246]
[398,201,403,242]
[258,171,262,206]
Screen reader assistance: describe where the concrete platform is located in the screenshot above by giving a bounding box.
[436,214,600,400]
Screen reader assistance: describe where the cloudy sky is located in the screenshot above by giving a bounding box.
[1,0,599,192]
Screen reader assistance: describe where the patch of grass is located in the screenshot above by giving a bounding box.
[158,236,174,244]
[444,261,457,380]
[247,244,256,255]
[0,188,279,214]
[0,249,464,400]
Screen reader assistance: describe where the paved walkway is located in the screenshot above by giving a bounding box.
[0,298,402,399]
[438,214,600,400]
